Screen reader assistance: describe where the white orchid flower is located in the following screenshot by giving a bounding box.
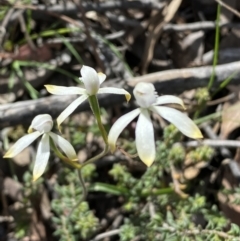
[3,114,78,181]
[108,82,203,167]
[45,65,131,128]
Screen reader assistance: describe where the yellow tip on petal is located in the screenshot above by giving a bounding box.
[57,122,62,134]
[3,152,12,158]
[28,127,34,134]
[192,130,203,139]
[141,158,154,167]
[44,85,55,93]
[125,93,131,102]
[32,176,39,182]
[98,72,105,77]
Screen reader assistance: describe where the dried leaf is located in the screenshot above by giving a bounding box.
[218,166,240,226]
[184,162,207,180]
[13,44,52,62]
[220,101,240,138]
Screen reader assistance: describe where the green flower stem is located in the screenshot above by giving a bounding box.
[82,144,109,168]
[51,141,108,221]
[66,145,109,222]
[49,138,81,169]
[50,130,109,222]
[67,169,87,219]
[88,95,108,144]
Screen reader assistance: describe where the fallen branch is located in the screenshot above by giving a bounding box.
[13,1,165,19]
[127,60,240,94]
[1,61,240,128]
[163,21,240,32]
[215,0,240,19]
[185,139,240,148]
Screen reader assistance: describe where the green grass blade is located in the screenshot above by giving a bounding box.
[90,182,129,196]
[97,35,133,77]
[8,70,16,90]
[59,34,83,64]
[208,4,221,90]
[12,61,39,99]
[194,111,222,125]
[18,27,81,45]
[212,71,238,97]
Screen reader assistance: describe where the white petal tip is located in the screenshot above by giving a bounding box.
[98,72,107,85]
[33,171,43,182]
[192,131,203,139]
[98,72,105,76]
[141,158,154,167]
[3,153,12,158]
[57,126,62,134]
[32,176,40,182]
[28,127,34,134]
[186,125,203,139]
[44,85,59,94]
[56,120,63,132]
[44,85,52,91]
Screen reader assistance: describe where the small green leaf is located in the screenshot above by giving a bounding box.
[90,182,129,195]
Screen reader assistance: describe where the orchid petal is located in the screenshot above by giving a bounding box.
[98,87,131,102]
[98,72,106,85]
[57,95,88,128]
[33,134,50,181]
[28,114,53,133]
[49,132,78,161]
[4,132,42,158]
[151,106,203,139]
[136,109,155,166]
[80,65,100,95]
[154,95,186,109]
[108,108,141,152]
[45,85,86,95]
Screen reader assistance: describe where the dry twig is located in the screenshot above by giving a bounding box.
[215,0,240,19]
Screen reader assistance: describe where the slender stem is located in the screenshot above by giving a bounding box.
[155,224,240,240]
[193,102,206,119]
[82,144,109,167]
[50,127,109,222]
[67,169,87,219]
[67,146,109,221]
[88,95,108,144]
[78,169,87,198]
[51,136,109,221]
[194,111,222,125]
